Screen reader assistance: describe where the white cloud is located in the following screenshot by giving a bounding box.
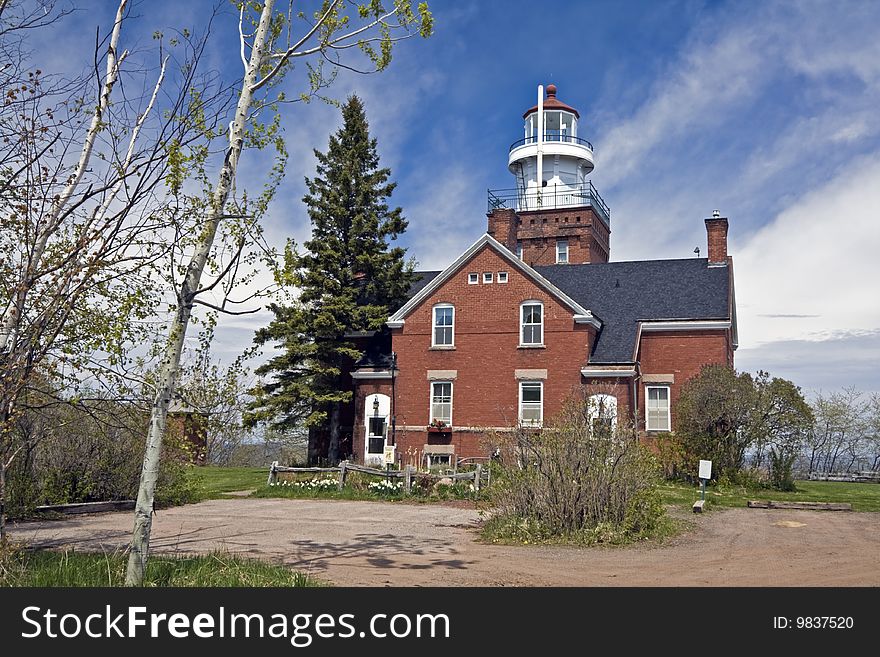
[734,154,880,348]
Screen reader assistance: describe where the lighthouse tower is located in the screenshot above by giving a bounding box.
[487,84,611,266]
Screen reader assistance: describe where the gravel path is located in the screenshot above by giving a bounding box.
[11,498,880,586]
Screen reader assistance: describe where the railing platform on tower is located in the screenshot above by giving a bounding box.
[487,180,611,225]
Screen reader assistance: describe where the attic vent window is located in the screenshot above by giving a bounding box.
[498,272,508,283]
[483,272,493,284]
[468,273,478,285]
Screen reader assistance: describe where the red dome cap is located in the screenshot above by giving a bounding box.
[523,83,580,119]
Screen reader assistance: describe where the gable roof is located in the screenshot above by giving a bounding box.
[387,233,601,328]
[536,258,731,363]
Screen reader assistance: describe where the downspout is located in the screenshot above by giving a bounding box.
[632,360,642,432]
[390,351,397,447]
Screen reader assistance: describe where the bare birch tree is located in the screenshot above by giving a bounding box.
[125,0,433,585]
[0,0,228,542]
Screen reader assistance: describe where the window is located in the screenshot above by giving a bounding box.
[588,394,617,434]
[520,302,543,345]
[519,381,543,426]
[367,417,386,454]
[468,273,478,285]
[646,386,671,431]
[432,304,454,347]
[430,381,453,425]
[483,272,493,284]
[497,271,508,283]
[556,239,569,264]
[516,242,523,259]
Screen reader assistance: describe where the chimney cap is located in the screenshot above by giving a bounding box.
[712,209,721,218]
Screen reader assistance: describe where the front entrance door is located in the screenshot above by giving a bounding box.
[364,394,390,466]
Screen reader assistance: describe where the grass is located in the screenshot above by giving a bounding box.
[658,479,880,512]
[188,466,268,500]
[480,512,683,547]
[0,549,322,587]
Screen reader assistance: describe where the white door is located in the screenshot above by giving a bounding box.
[364,394,390,466]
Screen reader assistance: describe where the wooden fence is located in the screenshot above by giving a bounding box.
[267,460,485,495]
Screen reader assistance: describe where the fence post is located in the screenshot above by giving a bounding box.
[404,465,414,495]
[338,461,348,491]
[267,461,278,485]
[474,464,482,494]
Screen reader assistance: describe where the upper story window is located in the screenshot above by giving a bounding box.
[556,239,569,264]
[516,241,523,259]
[432,304,454,347]
[430,381,453,425]
[520,302,543,346]
[483,272,493,284]
[646,386,671,432]
[468,273,478,284]
[519,381,543,427]
[497,271,508,283]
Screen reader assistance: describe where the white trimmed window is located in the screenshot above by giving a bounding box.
[468,273,478,284]
[519,381,543,427]
[646,386,671,431]
[556,239,569,264]
[520,301,543,345]
[498,271,508,283]
[516,242,523,259]
[432,304,454,347]
[483,272,493,284]
[430,381,453,425]
[588,394,617,433]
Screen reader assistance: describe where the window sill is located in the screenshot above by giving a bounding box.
[517,344,545,349]
[429,345,456,351]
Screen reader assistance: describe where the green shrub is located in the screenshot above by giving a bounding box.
[483,391,667,545]
[768,448,798,492]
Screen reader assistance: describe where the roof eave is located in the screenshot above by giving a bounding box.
[387,233,602,327]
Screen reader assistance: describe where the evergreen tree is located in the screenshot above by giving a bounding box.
[247,96,415,463]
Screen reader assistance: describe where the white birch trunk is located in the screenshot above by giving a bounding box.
[0,0,128,354]
[124,0,276,586]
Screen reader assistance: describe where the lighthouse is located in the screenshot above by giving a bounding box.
[488,84,611,266]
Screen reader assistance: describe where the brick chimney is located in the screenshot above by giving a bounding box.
[486,208,518,251]
[705,210,729,266]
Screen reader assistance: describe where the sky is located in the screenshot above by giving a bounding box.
[36,0,880,397]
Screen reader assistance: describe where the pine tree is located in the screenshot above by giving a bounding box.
[248,96,415,463]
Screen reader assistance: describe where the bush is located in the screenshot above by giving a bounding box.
[484,393,666,545]
[716,468,766,491]
[6,399,202,517]
[768,448,798,492]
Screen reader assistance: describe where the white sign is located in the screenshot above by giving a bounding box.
[699,460,712,480]
[383,445,396,466]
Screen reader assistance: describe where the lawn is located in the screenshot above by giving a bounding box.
[189,466,268,499]
[659,479,880,512]
[189,467,880,512]
[0,550,321,587]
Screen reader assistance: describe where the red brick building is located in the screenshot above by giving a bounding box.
[347,85,737,467]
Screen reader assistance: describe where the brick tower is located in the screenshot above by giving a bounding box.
[487,84,610,266]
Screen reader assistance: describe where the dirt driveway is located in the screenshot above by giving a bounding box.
[10,499,880,586]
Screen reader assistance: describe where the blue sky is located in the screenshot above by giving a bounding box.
[42,0,880,396]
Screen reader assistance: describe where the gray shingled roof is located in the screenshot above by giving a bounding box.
[407,270,441,298]
[536,258,730,363]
